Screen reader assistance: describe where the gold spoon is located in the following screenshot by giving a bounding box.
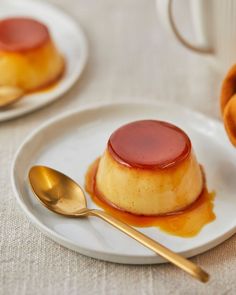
[29,165,209,283]
[0,86,24,109]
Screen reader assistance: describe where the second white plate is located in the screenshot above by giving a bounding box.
[12,102,236,264]
[0,0,88,122]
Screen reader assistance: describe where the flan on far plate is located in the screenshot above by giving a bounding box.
[0,17,64,92]
[95,120,203,216]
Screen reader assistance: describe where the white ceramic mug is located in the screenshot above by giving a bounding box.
[156,0,236,72]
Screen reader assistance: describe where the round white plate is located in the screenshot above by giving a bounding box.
[0,0,88,122]
[12,102,236,264]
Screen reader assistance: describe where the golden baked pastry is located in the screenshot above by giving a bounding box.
[220,64,236,146]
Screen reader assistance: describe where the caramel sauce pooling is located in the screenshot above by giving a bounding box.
[85,158,215,238]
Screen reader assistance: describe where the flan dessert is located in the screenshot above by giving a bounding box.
[0,17,64,92]
[94,120,203,216]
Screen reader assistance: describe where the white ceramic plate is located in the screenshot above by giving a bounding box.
[12,102,236,264]
[0,0,88,122]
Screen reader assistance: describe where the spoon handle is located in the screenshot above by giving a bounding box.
[87,209,209,283]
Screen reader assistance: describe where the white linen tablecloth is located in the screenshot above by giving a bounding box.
[0,0,234,294]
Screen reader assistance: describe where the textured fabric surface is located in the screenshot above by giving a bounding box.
[0,0,234,294]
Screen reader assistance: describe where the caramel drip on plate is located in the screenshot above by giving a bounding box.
[85,158,216,238]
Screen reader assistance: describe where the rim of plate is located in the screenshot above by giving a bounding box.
[0,0,88,122]
[11,101,236,264]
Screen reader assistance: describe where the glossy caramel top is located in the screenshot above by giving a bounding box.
[0,18,49,52]
[108,120,191,169]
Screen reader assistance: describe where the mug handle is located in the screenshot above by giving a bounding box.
[157,0,214,54]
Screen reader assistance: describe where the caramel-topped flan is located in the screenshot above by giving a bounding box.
[0,17,64,92]
[95,120,203,216]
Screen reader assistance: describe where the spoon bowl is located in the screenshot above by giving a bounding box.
[29,166,87,216]
[29,165,209,283]
[0,86,24,109]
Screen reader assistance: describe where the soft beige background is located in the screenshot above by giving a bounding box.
[0,0,234,294]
